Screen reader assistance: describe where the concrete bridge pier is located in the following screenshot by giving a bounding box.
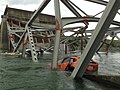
[0,15,9,51]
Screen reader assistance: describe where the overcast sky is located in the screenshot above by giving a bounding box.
[1,0,120,39]
[0,0,109,22]
[0,0,108,28]
[0,0,119,34]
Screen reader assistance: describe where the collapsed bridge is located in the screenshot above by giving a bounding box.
[0,6,56,52]
[0,0,120,80]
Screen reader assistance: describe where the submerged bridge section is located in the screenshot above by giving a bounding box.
[0,0,120,80]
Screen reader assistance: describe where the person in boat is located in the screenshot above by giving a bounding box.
[61,56,76,71]
[66,58,75,71]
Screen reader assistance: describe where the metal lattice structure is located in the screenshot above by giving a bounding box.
[1,0,120,78]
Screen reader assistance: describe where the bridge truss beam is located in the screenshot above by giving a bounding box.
[71,0,120,78]
[1,0,120,79]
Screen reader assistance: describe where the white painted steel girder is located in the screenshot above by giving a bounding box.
[62,17,120,27]
[71,0,120,78]
[27,0,51,26]
[85,0,107,5]
[52,0,62,69]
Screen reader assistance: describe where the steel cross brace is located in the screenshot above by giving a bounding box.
[61,0,88,26]
[71,0,120,78]
[85,0,108,5]
[13,0,51,55]
[7,22,17,50]
[27,27,38,62]
[62,17,120,27]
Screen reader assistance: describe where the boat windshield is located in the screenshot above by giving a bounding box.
[62,57,76,63]
[62,57,70,63]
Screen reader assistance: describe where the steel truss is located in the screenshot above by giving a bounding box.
[1,0,120,78]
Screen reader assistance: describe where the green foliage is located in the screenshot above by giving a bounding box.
[104,39,120,47]
[111,40,120,47]
[100,40,120,52]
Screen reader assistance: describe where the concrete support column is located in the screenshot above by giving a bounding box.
[52,0,62,69]
[0,15,9,50]
[71,0,120,78]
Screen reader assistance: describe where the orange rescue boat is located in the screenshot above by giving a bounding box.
[58,56,98,72]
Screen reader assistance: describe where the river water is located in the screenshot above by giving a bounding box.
[0,51,120,90]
